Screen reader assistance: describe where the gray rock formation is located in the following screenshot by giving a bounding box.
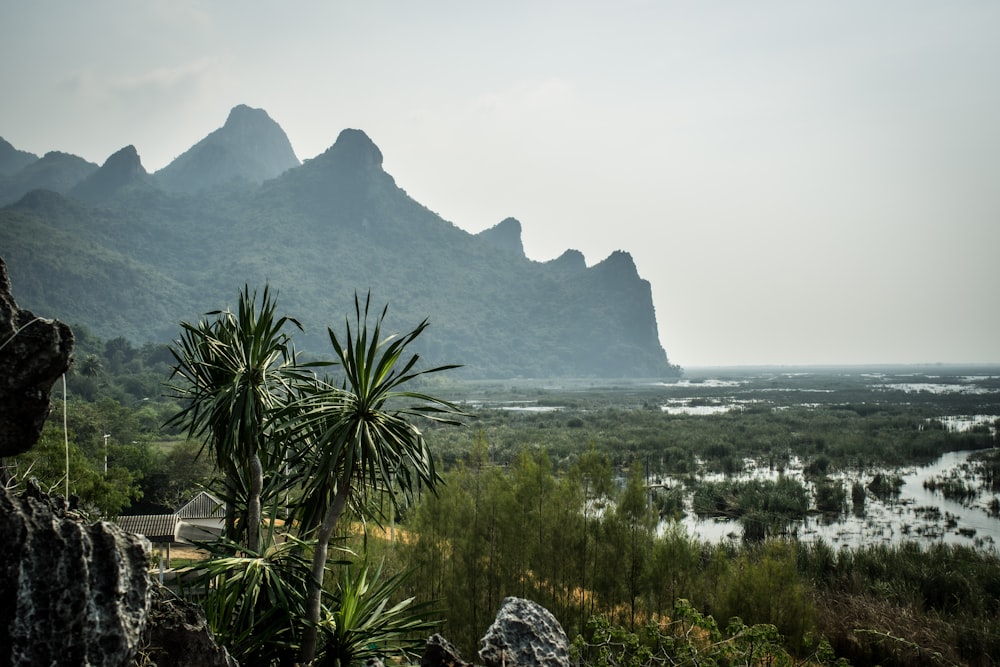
[422,633,473,667]
[478,597,570,667]
[0,481,151,666]
[0,256,73,458]
[138,583,239,667]
[0,256,237,666]
[476,217,526,257]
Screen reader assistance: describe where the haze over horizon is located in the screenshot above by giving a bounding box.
[2,2,998,368]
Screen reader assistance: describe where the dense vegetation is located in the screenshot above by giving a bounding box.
[5,309,999,665]
[384,445,1000,666]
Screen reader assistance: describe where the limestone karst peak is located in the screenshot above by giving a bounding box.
[320,128,384,170]
[477,217,525,257]
[154,104,300,193]
[70,145,150,201]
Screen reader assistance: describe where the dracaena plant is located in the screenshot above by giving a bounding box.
[277,292,464,664]
[318,562,440,667]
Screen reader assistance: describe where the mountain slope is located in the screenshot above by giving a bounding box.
[0,151,97,205]
[0,137,38,176]
[71,145,154,203]
[0,108,678,378]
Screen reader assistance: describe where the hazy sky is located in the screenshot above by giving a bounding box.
[3,2,998,367]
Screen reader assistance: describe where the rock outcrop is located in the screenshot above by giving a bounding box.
[422,633,473,667]
[0,256,236,666]
[477,217,526,257]
[0,256,73,458]
[138,583,239,667]
[478,597,570,667]
[71,145,151,202]
[0,481,151,667]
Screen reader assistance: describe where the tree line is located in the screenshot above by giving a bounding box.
[389,444,1000,666]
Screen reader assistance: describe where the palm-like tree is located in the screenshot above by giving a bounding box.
[166,285,313,553]
[79,353,104,378]
[281,293,463,664]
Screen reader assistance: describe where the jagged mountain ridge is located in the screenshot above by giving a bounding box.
[153,105,300,193]
[0,137,39,176]
[0,106,677,378]
[0,151,98,204]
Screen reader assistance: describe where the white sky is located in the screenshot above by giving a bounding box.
[2,2,998,367]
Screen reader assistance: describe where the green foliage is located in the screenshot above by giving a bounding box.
[179,535,314,666]
[691,476,808,540]
[570,600,847,667]
[319,563,438,667]
[814,478,847,514]
[798,540,1000,666]
[711,542,814,650]
[139,438,217,511]
[12,411,143,516]
[14,330,999,667]
[166,284,315,551]
[867,472,904,501]
[277,292,463,663]
[402,453,834,661]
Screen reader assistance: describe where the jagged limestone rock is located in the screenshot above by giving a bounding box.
[422,633,473,667]
[138,583,239,667]
[478,597,570,667]
[0,256,73,458]
[0,481,151,667]
[0,256,237,666]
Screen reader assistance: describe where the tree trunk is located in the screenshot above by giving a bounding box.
[247,452,264,553]
[299,474,351,665]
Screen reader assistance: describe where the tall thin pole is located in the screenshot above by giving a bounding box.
[62,374,69,498]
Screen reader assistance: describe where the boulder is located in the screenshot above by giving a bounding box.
[422,633,473,667]
[0,481,151,666]
[137,583,239,667]
[0,255,237,666]
[0,256,73,458]
[478,597,569,667]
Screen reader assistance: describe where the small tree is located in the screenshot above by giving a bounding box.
[166,285,312,552]
[280,293,463,664]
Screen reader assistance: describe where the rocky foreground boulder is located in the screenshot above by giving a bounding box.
[0,255,235,667]
[423,597,570,667]
[479,597,570,667]
[0,256,73,458]
[0,482,150,666]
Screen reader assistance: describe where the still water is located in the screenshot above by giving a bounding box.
[674,449,1000,550]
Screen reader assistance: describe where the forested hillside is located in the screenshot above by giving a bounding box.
[0,106,678,379]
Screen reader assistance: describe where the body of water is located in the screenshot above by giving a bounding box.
[674,449,1000,550]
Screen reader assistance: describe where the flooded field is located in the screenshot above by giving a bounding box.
[677,448,1000,549]
[656,365,1000,550]
[442,364,1000,551]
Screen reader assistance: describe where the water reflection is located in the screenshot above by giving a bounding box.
[671,450,1000,550]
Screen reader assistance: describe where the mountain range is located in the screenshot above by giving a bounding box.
[0,105,678,379]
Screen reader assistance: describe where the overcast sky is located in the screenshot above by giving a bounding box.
[2,2,998,367]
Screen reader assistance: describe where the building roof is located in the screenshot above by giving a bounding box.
[114,514,180,542]
[176,491,226,519]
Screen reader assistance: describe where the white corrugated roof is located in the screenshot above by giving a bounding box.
[176,491,225,519]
